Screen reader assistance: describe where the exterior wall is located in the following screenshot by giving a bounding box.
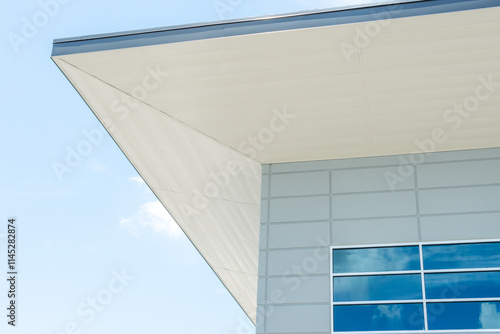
[256,147,500,334]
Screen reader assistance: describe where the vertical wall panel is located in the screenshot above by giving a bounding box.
[268,221,330,249]
[419,185,500,215]
[269,196,330,222]
[332,166,415,193]
[266,304,331,333]
[332,191,417,219]
[417,159,500,188]
[270,171,330,197]
[332,217,419,245]
[258,148,500,333]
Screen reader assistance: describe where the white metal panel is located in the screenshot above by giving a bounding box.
[56,7,500,164]
[53,58,260,323]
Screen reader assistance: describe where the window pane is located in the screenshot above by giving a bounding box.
[423,243,500,270]
[333,246,420,273]
[427,302,500,330]
[334,304,424,331]
[426,271,500,299]
[334,274,422,302]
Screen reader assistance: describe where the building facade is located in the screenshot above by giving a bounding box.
[52,0,500,333]
[258,148,500,333]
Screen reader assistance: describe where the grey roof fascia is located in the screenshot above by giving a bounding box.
[51,0,500,57]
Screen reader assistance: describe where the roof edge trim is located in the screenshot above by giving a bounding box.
[51,0,499,56]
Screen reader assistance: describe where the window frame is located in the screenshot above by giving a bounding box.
[330,239,500,334]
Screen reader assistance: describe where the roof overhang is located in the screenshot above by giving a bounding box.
[52,0,500,323]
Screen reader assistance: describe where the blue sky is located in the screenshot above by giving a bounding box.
[1,0,378,333]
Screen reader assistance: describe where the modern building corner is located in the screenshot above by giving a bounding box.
[52,0,500,332]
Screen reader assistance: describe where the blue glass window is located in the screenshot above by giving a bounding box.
[333,246,420,273]
[332,242,500,332]
[426,271,500,299]
[427,302,500,330]
[334,304,425,332]
[423,243,500,270]
[334,274,422,302]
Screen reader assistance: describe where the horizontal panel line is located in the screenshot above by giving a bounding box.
[265,155,500,175]
[331,214,418,221]
[333,300,423,305]
[427,298,500,303]
[333,270,421,276]
[424,267,500,273]
[269,218,336,223]
[332,298,500,305]
[331,239,500,249]
[420,209,500,217]
[332,331,500,334]
[265,245,330,251]
[263,182,500,200]
[332,268,500,275]
[262,301,330,306]
[417,182,500,191]
[266,332,331,334]
[267,189,413,199]
[260,220,330,226]
[260,240,500,252]
[259,273,329,278]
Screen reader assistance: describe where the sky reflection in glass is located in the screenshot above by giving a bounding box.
[427,302,500,330]
[426,271,500,299]
[333,243,500,332]
[334,303,424,331]
[333,246,420,273]
[423,243,500,270]
[334,274,422,302]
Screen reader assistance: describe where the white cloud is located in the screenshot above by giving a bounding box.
[480,303,500,329]
[374,304,403,321]
[130,176,145,185]
[120,201,183,238]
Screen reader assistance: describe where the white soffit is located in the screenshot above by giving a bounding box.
[52,4,500,323]
[55,6,500,164]
[52,58,261,322]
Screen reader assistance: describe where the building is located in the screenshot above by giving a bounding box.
[52,0,500,332]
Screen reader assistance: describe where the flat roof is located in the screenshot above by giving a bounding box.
[52,0,498,56]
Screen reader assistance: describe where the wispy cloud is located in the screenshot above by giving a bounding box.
[120,201,183,238]
[130,176,145,185]
[480,303,500,329]
[374,304,403,321]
